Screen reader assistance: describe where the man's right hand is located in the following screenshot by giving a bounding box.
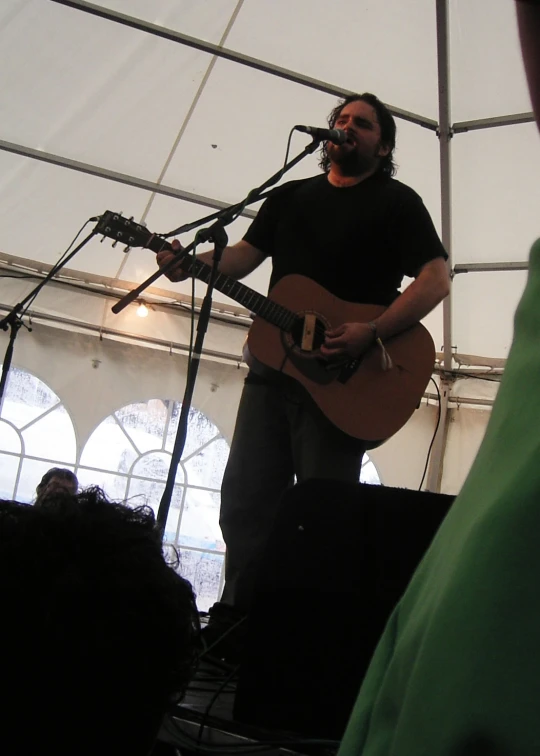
[156,239,188,282]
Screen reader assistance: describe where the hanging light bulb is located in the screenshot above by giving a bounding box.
[136,302,149,318]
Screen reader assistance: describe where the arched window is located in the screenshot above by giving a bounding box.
[0,374,381,611]
[78,399,228,611]
[0,366,77,501]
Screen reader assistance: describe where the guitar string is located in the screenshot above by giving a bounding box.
[150,232,361,349]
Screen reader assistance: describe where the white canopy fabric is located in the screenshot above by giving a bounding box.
[0,0,538,494]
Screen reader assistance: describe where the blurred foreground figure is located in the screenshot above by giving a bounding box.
[338,3,540,755]
[0,488,200,756]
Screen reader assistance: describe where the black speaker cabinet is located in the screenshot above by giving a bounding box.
[234,479,454,739]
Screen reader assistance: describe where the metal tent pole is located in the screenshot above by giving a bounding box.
[426,0,452,492]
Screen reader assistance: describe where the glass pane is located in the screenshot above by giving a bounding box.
[0,452,19,499]
[360,458,382,486]
[132,451,180,482]
[1,366,60,427]
[16,458,73,504]
[115,400,167,453]
[178,490,224,553]
[126,478,181,542]
[166,404,222,459]
[126,477,164,511]
[178,549,224,613]
[164,484,185,544]
[0,420,21,454]
[22,405,76,462]
[76,468,128,502]
[80,415,138,473]
[183,438,229,490]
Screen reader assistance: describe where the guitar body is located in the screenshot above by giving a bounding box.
[95,213,435,443]
[245,275,435,442]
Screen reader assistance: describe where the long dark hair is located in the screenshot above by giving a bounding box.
[319,92,397,177]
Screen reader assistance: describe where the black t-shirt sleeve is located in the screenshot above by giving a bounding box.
[242,180,306,257]
[242,196,276,257]
[392,188,448,277]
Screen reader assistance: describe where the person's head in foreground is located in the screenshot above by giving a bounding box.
[35,466,79,504]
[0,487,200,755]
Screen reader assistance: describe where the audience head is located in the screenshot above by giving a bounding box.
[35,467,79,504]
[0,487,200,755]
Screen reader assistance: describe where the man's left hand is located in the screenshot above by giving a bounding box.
[320,322,375,360]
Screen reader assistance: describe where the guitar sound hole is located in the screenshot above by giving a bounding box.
[289,314,327,353]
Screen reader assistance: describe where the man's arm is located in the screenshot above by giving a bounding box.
[321,257,450,359]
[370,256,450,340]
[156,239,266,282]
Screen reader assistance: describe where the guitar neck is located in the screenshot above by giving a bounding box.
[157,238,296,330]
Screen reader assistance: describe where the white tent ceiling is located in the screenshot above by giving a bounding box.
[1,0,538,361]
[0,0,539,494]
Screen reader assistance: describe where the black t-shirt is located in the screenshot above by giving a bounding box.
[244,173,447,306]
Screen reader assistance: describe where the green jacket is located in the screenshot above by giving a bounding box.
[339,240,540,756]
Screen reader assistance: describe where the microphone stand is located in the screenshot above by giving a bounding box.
[155,220,228,537]
[112,137,322,538]
[0,229,97,409]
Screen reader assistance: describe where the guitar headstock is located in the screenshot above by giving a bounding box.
[94,211,172,254]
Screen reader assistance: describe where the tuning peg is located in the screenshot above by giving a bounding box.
[112,241,118,248]
[124,246,132,253]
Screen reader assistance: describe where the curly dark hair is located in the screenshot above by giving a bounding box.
[0,487,200,755]
[319,92,397,177]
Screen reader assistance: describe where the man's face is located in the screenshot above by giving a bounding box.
[327,99,390,176]
[36,475,77,503]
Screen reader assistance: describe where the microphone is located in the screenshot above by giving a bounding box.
[295,125,347,145]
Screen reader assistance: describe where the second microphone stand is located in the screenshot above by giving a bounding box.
[0,229,97,409]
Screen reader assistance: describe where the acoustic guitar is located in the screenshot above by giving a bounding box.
[96,211,435,442]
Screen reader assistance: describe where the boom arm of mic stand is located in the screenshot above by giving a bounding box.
[111,238,198,315]
[0,228,97,407]
[0,229,98,332]
[113,136,322,312]
[163,136,322,238]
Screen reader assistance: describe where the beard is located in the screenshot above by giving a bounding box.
[328,143,380,177]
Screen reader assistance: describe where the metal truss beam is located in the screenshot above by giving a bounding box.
[49,0,438,131]
[453,112,535,134]
[454,261,528,274]
[0,139,257,220]
[0,253,252,326]
[0,304,244,365]
[424,391,494,408]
